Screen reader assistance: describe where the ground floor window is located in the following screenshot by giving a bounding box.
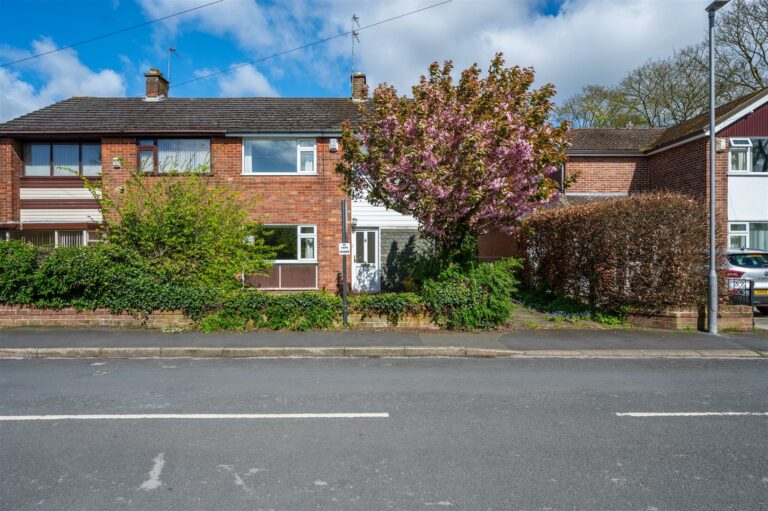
[261,225,316,261]
[0,230,98,247]
[729,222,768,251]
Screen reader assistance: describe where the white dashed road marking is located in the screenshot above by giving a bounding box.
[0,412,390,421]
[616,412,768,417]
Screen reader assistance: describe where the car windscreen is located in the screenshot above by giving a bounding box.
[727,253,768,268]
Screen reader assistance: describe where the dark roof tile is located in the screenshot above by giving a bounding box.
[568,128,666,154]
[0,97,363,135]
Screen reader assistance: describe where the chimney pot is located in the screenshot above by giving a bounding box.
[351,72,367,101]
[145,67,169,100]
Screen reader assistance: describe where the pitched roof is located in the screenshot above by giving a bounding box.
[649,87,768,151]
[0,97,363,135]
[568,128,666,154]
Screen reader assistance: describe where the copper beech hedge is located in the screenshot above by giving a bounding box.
[522,193,724,311]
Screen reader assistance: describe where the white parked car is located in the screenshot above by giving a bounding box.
[726,248,768,314]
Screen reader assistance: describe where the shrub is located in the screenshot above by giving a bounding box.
[0,241,38,303]
[523,193,721,311]
[27,244,221,317]
[203,292,342,331]
[33,244,151,305]
[422,258,522,329]
[349,293,423,325]
[89,167,276,289]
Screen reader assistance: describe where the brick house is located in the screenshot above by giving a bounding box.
[1,68,767,290]
[480,86,768,259]
[0,69,365,292]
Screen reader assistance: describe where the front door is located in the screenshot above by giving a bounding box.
[352,229,380,292]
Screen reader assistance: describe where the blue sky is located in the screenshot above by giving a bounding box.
[1,0,714,122]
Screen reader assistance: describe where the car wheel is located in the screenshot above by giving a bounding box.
[758,306,768,316]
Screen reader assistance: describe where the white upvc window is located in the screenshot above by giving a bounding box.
[242,138,316,175]
[729,138,768,173]
[262,225,317,262]
[729,222,768,251]
[729,222,748,249]
[729,138,752,173]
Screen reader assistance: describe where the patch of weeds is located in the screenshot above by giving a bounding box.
[521,287,628,327]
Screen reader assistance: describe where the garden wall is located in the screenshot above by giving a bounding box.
[627,305,753,332]
[0,305,191,329]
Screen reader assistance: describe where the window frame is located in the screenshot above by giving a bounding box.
[729,222,748,249]
[241,138,317,176]
[729,137,768,174]
[136,138,212,174]
[729,221,768,250]
[264,224,318,263]
[1,229,90,247]
[22,141,102,178]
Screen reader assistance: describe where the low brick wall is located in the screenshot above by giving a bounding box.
[0,305,191,329]
[627,305,753,331]
[348,312,439,330]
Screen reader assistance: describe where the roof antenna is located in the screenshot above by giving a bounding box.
[167,47,181,81]
[351,14,360,71]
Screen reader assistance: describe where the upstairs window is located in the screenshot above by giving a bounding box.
[729,138,768,173]
[23,142,101,177]
[138,139,211,173]
[243,139,316,174]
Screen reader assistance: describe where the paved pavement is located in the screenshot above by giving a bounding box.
[1,327,767,352]
[1,357,767,510]
[755,309,768,331]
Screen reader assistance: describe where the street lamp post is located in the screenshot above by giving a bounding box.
[706,0,730,335]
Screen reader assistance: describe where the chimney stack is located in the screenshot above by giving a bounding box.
[145,68,169,100]
[351,72,367,102]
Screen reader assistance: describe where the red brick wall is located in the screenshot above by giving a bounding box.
[99,136,351,291]
[0,138,22,224]
[0,305,190,329]
[648,137,728,246]
[565,156,648,193]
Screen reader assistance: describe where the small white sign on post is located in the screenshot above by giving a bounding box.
[338,242,351,256]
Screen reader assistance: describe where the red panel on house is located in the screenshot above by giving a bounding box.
[719,101,768,137]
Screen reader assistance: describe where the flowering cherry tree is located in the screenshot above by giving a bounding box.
[337,53,570,259]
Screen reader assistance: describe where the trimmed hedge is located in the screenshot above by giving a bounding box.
[348,292,423,325]
[523,193,719,311]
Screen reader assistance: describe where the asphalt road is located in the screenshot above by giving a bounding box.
[1,357,767,510]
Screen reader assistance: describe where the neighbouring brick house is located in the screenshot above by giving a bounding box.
[1,68,767,290]
[479,87,768,260]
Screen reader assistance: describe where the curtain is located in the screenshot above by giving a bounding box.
[52,144,79,176]
[157,139,211,173]
[81,144,102,176]
[24,144,50,176]
[749,223,768,251]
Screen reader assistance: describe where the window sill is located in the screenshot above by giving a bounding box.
[728,172,768,176]
[241,172,318,176]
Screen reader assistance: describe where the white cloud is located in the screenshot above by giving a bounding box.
[325,0,709,101]
[215,64,278,97]
[0,38,125,122]
[137,0,275,51]
[141,0,711,102]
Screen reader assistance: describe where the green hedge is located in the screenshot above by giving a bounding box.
[0,240,522,330]
[203,292,342,331]
[0,241,37,304]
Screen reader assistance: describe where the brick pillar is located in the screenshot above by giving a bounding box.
[0,138,22,224]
